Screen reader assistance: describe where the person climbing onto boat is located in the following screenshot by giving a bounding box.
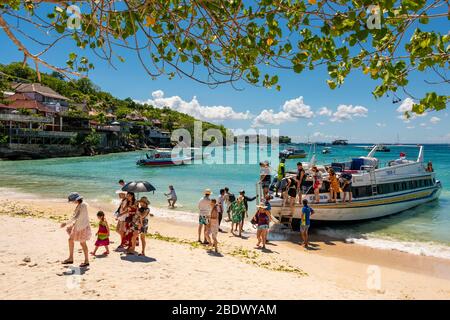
[230,195,246,237]
[312,166,323,204]
[284,176,297,214]
[259,161,272,189]
[60,193,91,268]
[275,158,286,197]
[300,199,314,248]
[296,162,306,204]
[328,168,341,203]
[164,185,177,208]
[198,189,212,244]
[426,161,434,172]
[340,172,353,203]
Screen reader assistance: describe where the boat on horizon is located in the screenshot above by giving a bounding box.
[331,139,348,145]
[362,144,391,152]
[260,145,441,223]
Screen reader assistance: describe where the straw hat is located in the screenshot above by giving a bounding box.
[256,202,268,209]
[139,196,150,205]
[204,188,212,195]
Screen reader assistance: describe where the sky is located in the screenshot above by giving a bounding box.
[0,2,449,144]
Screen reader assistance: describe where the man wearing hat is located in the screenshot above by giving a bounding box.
[198,189,212,244]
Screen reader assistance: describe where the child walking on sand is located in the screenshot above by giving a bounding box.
[91,211,110,256]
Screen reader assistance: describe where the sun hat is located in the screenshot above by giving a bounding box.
[256,202,268,209]
[67,192,83,202]
[139,196,150,205]
[204,188,212,195]
[239,190,245,194]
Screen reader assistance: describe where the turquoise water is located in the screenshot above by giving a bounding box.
[1,144,449,254]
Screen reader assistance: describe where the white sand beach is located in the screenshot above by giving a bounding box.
[0,193,449,300]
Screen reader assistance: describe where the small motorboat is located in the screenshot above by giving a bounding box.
[322,147,332,154]
[363,144,390,152]
[279,147,307,159]
[136,148,192,167]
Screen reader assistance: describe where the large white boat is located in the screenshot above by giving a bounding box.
[260,145,441,222]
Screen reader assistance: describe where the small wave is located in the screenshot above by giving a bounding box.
[316,228,450,260]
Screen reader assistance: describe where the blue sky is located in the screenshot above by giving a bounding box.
[1,3,448,143]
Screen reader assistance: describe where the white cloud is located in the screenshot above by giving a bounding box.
[330,104,368,122]
[376,122,387,127]
[396,98,427,122]
[311,131,338,140]
[419,122,427,127]
[137,90,252,122]
[317,107,332,117]
[406,126,415,129]
[252,96,313,127]
[430,116,441,124]
[307,122,314,127]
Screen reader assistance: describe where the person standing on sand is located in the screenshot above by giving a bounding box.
[123,192,138,249]
[217,189,225,232]
[128,197,151,256]
[164,185,177,208]
[198,189,212,244]
[114,190,127,248]
[300,199,314,248]
[91,211,110,256]
[60,193,91,268]
[253,203,270,249]
[224,187,236,221]
[239,190,256,233]
[208,199,219,253]
[230,195,246,237]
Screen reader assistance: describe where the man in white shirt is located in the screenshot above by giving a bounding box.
[198,189,212,243]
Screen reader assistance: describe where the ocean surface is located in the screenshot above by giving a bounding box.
[1,143,450,258]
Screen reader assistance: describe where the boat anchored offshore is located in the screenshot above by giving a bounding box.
[279,147,307,159]
[260,145,441,222]
[136,148,192,167]
[363,144,391,152]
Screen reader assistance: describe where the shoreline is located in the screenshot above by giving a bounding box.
[2,187,450,260]
[0,190,450,299]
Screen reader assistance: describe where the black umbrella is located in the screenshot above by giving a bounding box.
[121,181,156,193]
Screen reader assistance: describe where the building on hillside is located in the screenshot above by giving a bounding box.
[11,82,69,113]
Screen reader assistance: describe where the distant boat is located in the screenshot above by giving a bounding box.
[331,139,348,145]
[136,148,192,167]
[322,147,332,154]
[280,147,307,159]
[363,145,390,152]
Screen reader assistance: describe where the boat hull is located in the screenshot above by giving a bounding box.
[270,184,441,222]
[287,154,307,159]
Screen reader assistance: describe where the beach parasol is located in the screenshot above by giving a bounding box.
[121,181,156,194]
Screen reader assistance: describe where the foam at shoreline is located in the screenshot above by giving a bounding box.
[315,228,450,260]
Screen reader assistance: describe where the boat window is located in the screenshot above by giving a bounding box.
[393,183,400,192]
[401,182,407,191]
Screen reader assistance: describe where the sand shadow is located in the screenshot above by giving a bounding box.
[261,247,274,254]
[207,250,224,257]
[120,255,156,263]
